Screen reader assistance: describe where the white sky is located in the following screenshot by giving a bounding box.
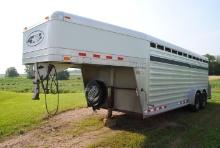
[0,0,219,74]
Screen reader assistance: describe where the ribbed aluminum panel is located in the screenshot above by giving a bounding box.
[149,49,208,106]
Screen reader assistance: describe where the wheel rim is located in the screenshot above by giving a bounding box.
[85,80,107,109]
[199,92,207,109]
[202,101,206,107]
[202,94,207,107]
[196,101,200,110]
[88,85,99,102]
[195,93,200,110]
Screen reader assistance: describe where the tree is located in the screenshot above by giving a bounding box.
[5,67,19,77]
[57,70,70,80]
[25,65,34,79]
[204,54,220,75]
[217,55,220,64]
[204,54,216,63]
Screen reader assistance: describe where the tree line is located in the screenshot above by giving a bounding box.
[5,65,70,80]
[204,54,220,75]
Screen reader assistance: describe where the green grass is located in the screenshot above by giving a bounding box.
[89,79,220,148]
[0,75,83,93]
[89,132,146,148]
[0,77,33,93]
[0,91,86,140]
[1,76,220,147]
[210,79,220,93]
[69,116,104,137]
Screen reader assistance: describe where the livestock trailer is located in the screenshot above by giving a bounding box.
[23,11,210,118]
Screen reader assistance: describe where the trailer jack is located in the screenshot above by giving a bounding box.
[32,63,60,116]
[32,80,40,100]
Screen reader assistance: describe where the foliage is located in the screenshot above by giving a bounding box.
[204,54,220,75]
[204,54,216,63]
[210,62,220,75]
[57,70,70,80]
[25,65,34,79]
[5,67,19,77]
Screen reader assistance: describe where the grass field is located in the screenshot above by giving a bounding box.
[0,91,86,140]
[209,75,220,81]
[0,76,86,140]
[89,79,220,148]
[0,76,220,147]
[0,76,83,93]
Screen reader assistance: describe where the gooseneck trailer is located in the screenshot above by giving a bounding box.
[23,11,210,118]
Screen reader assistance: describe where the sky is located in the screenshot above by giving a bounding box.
[0,0,219,74]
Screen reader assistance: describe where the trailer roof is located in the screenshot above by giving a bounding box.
[51,11,207,61]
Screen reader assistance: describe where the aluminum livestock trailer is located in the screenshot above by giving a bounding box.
[23,11,210,118]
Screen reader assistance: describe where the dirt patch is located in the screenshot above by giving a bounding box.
[0,108,122,148]
[0,107,191,148]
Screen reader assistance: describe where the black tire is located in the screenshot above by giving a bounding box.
[85,80,107,110]
[200,92,207,109]
[192,92,200,112]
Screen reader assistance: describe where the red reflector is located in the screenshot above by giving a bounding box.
[106,55,112,59]
[118,57,124,60]
[93,54,100,58]
[79,52,86,57]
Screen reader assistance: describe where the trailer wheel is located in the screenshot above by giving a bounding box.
[85,80,107,110]
[192,92,200,112]
[200,92,207,109]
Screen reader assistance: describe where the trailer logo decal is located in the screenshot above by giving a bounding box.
[26,30,44,46]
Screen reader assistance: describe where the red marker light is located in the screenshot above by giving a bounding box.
[106,55,112,59]
[118,57,124,60]
[93,54,100,58]
[79,52,86,57]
